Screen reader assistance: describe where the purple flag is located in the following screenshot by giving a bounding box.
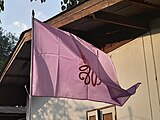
[32,19,140,106]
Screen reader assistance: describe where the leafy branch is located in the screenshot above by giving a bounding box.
[0,27,18,71]
[0,0,4,12]
[61,0,86,11]
[30,0,47,3]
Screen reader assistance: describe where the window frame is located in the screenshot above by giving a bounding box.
[86,105,117,120]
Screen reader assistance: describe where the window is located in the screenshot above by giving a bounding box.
[86,105,116,120]
[89,115,96,120]
[103,113,112,120]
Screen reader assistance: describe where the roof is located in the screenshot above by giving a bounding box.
[0,106,26,114]
[0,0,160,106]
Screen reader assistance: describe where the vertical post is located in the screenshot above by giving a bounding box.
[97,110,102,120]
[30,10,35,98]
[28,10,35,120]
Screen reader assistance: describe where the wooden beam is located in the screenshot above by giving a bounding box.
[86,26,147,48]
[47,0,123,28]
[61,27,86,35]
[128,0,160,9]
[92,11,149,30]
[102,39,131,53]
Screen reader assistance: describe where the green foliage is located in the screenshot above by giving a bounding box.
[0,0,4,12]
[0,27,18,72]
[0,0,47,13]
[0,0,87,13]
[30,0,46,3]
[61,0,86,11]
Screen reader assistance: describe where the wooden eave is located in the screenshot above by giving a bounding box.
[15,0,160,43]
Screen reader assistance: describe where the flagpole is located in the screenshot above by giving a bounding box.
[30,10,35,95]
[28,10,35,120]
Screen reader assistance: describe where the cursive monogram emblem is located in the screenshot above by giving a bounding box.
[79,64,101,87]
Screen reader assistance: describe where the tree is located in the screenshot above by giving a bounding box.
[0,0,46,13]
[0,27,18,72]
[61,0,86,11]
[30,0,46,3]
[0,0,4,12]
[0,0,87,13]
[0,0,88,14]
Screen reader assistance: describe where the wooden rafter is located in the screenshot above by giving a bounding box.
[129,0,160,9]
[91,11,149,30]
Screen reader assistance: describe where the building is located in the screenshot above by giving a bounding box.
[0,0,160,120]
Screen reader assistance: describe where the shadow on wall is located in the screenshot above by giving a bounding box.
[118,106,150,120]
[31,97,71,120]
[72,100,95,120]
[31,97,95,120]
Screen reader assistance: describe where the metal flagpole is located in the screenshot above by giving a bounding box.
[28,10,35,120]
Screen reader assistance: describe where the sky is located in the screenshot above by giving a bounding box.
[0,0,62,36]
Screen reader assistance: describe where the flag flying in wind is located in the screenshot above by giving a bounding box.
[32,18,140,106]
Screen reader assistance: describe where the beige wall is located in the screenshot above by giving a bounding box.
[30,97,109,120]
[29,18,160,120]
[110,18,160,120]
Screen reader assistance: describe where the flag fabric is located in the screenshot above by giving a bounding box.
[32,18,140,106]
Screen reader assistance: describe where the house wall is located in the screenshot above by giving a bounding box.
[28,18,160,120]
[110,17,160,120]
